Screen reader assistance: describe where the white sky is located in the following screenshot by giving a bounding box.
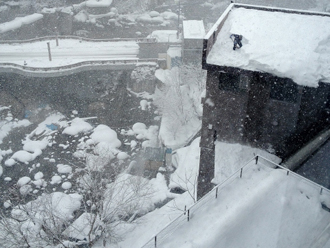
[207,6,330,87]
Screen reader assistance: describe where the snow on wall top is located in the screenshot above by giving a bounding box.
[86,0,112,8]
[206,6,330,87]
[183,20,205,39]
[0,13,43,33]
[148,30,181,43]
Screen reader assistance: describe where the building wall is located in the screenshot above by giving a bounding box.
[201,66,330,156]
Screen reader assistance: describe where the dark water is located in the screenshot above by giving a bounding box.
[0,70,159,209]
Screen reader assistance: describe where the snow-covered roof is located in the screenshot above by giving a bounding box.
[183,20,205,39]
[206,4,330,87]
[86,0,112,8]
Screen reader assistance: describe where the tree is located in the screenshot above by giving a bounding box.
[153,63,206,142]
[0,190,82,248]
[72,159,154,246]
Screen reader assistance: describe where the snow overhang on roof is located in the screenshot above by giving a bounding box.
[183,20,205,39]
[203,3,330,87]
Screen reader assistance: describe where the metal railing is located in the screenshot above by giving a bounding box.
[0,36,157,44]
[141,155,330,248]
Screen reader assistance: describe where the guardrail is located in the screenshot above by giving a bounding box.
[141,155,330,248]
[0,58,163,73]
[0,36,157,44]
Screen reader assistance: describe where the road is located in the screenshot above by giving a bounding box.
[0,39,139,67]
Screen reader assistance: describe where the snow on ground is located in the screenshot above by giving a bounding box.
[0,110,31,145]
[214,141,281,184]
[148,163,330,248]
[207,5,330,87]
[94,191,194,248]
[169,138,200,196]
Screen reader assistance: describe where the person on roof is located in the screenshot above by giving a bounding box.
[230,34,243,50]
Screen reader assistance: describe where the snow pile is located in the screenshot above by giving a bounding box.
[121,122,159,149]
[169,138,200,196]
[51,175,62,185]
[207,6,330,87]
[10,149,41,164]
[0,13,43,33]
[17,176,31,187]
[140,100,151,110]
[63,117,93,136]
[90,124,121,147]
[72,124,124,171]
[22,139,48,153]
[131,122,158,148]
[57,164,72,174]
[62,181,72,190]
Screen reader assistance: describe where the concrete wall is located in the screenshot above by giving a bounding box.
[201,67,330,155]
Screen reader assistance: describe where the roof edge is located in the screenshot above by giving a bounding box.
[205,3,330,40]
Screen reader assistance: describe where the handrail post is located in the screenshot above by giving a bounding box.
[187,210,190,221]
[154,236,157,248]
[215,187,218,199]
[255,156,259,164]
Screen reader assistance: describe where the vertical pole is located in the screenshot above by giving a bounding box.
[187,209,190,221]
[240,168,243,178]
[177,0,180,38]
[287,170,289,176]
[215,187,218,199]
[55,26,59,46]
[320,188,323,195]
[255,156,259,164]
[47,42,52,61]
[154,236,157,248]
